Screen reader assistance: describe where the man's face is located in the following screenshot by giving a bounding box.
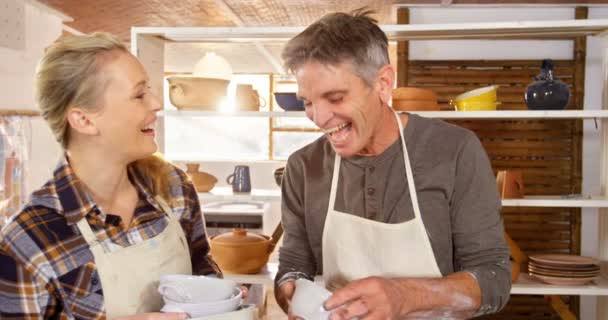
[295,60,387,157]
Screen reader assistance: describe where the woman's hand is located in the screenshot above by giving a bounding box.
[240,285,249,299]
[114,312,188,320]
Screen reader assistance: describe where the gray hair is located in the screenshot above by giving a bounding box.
[281,8,389,86]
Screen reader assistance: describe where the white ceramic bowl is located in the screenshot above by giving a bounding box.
[161,286,242,318]
[158,274,237,303]
[291,279,332,320]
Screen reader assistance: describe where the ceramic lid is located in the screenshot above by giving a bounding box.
[193,52,233,80]
[212,228,267,244]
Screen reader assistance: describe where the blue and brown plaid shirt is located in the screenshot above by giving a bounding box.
[0,156,220,319]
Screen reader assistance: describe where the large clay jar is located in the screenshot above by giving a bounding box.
[525,59,570,110]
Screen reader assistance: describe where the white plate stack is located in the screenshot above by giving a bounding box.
[528,254,600,286]
[158,274,256,319]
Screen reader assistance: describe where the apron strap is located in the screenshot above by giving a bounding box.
[76,217,100,245]
[393,112,423,221]
[154,196,175,221]
[328,154,341,212]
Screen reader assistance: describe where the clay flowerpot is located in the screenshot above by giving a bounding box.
[391,87,440,111]
[496,170,524,199]
[511,259,521,283]
[185,163,218,192]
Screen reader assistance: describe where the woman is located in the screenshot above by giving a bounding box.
[0,32,219,319]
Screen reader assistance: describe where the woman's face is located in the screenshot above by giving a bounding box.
[88,51,161,163]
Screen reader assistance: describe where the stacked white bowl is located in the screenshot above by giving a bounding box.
[158,274,242,318]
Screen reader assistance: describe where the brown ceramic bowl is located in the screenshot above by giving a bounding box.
[210,229,276,274]
[274,167,285,187]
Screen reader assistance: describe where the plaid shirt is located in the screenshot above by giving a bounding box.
[0,156,220,319]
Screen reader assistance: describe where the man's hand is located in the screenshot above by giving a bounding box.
[275,280,297,318]
[324,272,481,320]
[324,276,411,320]
[114,312,188,320]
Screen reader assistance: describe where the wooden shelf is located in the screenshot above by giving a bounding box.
[512,274,608,296]
[224,263,608,296]
[502,195,608,208]
[162,110,306,118]
[198,187,281,202]
[0,109,40,117]
[162,109,608,119]
[199,190,608,208]
[134,20,608,42]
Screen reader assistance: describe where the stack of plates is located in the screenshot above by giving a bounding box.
[528,254,600,286]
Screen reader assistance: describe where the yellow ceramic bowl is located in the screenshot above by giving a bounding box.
[451,85,500,111]
[451,101,501,111]
[453,85,499,103]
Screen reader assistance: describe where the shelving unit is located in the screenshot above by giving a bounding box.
[199,187,608,208]
[224,263,608,296]
[132,19,608,319]
[198,187,281,202]
[161,109,608,119]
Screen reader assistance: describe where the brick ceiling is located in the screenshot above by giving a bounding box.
[38,0,608,43]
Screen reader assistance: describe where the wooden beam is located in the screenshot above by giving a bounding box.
[394,0,608,4]
[396,8,409,87]
[212,0,284,74]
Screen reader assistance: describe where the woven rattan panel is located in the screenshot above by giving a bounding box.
[407,60,582,319]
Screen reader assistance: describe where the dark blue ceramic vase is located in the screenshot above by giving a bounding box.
[524,59,570,110]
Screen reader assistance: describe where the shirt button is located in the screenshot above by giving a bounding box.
[92,277,99,286]
[367,187,375,196]
[368,166,375,173]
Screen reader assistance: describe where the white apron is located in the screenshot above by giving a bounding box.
[322,112,442,286]
[76,196,192,319]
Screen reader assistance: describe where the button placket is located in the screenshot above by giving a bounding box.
[365,165,379,220]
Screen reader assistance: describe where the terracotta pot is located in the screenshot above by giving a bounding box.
[391,87,439,111]
[392,87,438,101]
[210,226,282,274]
[392,99,440,111]
[496,170,524,199]
[185,163,218,192]
[167,76,229,110]
[511,260,520,283]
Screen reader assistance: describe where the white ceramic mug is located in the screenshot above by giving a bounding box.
[291,279,332,320]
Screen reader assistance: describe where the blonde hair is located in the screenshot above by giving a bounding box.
[35,32,173,200]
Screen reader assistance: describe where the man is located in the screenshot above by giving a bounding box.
[274,8,511,320]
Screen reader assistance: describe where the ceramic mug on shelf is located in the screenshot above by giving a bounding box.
[226,165,251,193]
[236,84,266,111]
